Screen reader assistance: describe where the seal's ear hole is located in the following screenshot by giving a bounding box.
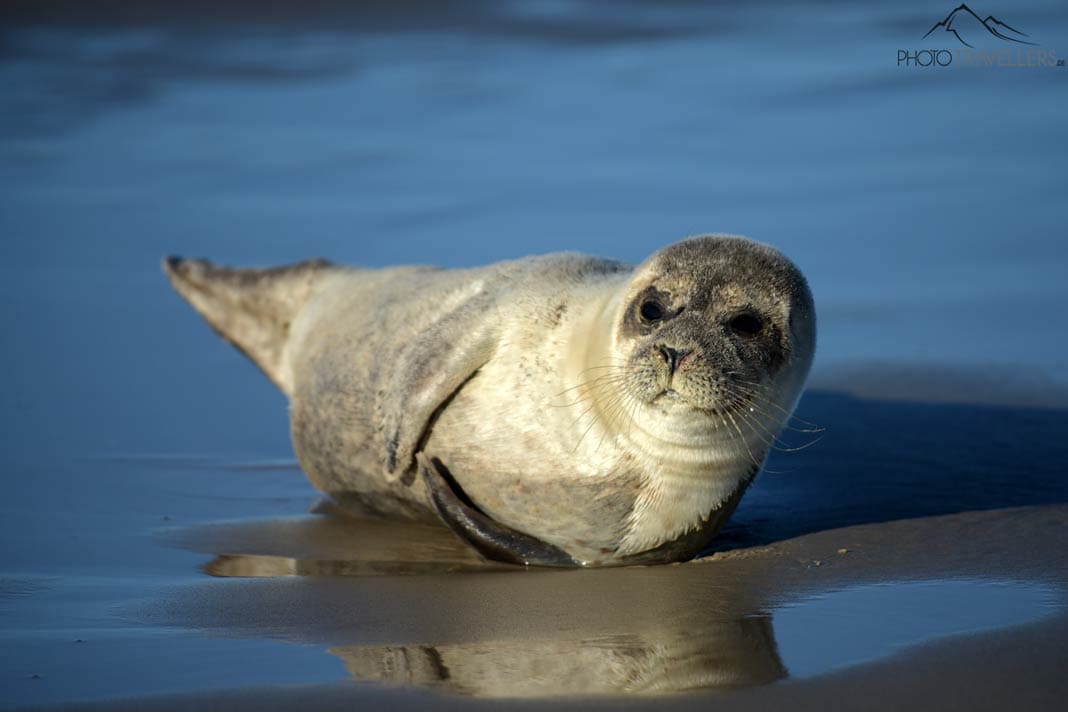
[639,300,664,323]
[729,313,763,337]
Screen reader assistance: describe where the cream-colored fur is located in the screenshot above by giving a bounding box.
[164,235,816,564]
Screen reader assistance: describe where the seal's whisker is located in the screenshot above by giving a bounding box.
[572,376,633,453]
[552,369,629,408]
[722,382,824,453]
[552,374,628,407]
[599,385,639,451]
[725,379,825,434]
[729,406,802,475]
[745,412,823,451]
[594,391,629,454]
[732,403,788,456]
[623,391,645,449]
[721,406,764,470]
[568,392,605,435]
[728,402,784,450]
[726,378,824,431]
[565,378,617,432]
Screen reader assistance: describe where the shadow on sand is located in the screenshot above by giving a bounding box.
[719,387,1068,550]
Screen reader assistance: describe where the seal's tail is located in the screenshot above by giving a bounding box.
[162,256,335,395]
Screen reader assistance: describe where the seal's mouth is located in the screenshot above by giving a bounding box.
[651,388,751,418]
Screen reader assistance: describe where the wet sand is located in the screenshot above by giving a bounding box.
[3,0,1068,708]
[17,503,1068,710]
[6,379,1068,709]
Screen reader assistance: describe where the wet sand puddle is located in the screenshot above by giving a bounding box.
[144,507,1066,699]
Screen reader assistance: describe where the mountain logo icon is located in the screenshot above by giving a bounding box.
[923,4,1038,48]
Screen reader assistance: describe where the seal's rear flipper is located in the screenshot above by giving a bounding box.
[163,256,334,395]
[418,454,582,568]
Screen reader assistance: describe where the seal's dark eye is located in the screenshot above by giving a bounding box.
[730,313,763,336]
[639,300,664,323]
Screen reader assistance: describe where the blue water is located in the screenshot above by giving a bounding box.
[2,0,1067,707]
[3,1,1068,467]
[775,578,1062,678]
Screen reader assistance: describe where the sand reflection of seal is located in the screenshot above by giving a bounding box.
[331,619,786,697]
[164,235,815,566]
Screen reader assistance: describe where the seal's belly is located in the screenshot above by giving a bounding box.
[423,368,640,558]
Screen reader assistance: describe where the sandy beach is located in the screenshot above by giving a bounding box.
[2,0,1067,709]
[14,501,1068,709]
[6,376,1067,709]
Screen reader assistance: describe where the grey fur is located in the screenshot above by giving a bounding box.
[163,235,816,566]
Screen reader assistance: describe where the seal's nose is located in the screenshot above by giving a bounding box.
[657,345,692,375]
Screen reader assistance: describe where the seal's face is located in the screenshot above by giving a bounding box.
[614,235,815,438]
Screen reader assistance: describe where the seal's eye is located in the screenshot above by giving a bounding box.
[639,300,664,323]
[730,313,763,337]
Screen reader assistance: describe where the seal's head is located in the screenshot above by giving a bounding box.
[611,234,815,452]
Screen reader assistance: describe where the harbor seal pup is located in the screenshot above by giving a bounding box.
[163,235,815,566]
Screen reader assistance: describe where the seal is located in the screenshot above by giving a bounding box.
[163,234,815,566]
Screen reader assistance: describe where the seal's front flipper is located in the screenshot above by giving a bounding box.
[378,286,499,481]
[418,454,581,568]
[163,256,335,395]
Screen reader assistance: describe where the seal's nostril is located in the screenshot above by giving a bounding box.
[658,345,692,374]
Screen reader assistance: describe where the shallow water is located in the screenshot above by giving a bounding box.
[775,578,1063,679]
[2,0,1068,708]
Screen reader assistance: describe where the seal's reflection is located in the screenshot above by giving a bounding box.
[166,509,786,698]
[188,501,509,578]
[331,620,784,697]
